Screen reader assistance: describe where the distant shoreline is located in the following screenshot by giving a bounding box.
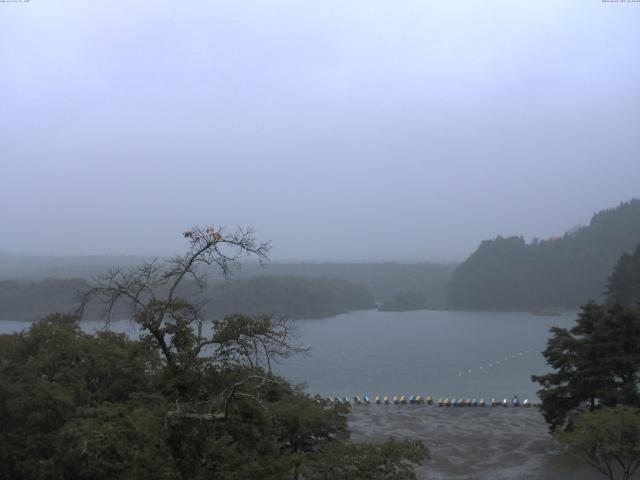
[0,306,579,325]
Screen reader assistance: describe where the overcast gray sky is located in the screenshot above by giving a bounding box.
[1,1,639,262]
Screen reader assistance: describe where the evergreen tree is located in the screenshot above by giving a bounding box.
[606,244,640,308]
[532,302,640,431]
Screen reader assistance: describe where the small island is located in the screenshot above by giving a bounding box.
[378,291,431,312]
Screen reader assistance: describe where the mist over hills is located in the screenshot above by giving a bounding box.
[0,255,455,321]
[1,198,638,317]
[447,199,640,309]
[0,253,455,304]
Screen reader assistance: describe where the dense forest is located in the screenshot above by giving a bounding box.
[606,243,640,308]
[447,199,640,309]
[0,276,374,322]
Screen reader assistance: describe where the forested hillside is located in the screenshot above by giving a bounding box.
[606,243,640,308]
[447,199,640,309]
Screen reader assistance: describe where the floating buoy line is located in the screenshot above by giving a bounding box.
[455,348,536,378]
[314,348,541,409]
[317,395,537,408]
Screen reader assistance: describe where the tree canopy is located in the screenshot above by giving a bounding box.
[557,406,640,480]
[606,243,640,309]
[532,302,640,432]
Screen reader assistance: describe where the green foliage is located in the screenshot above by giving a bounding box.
[0,313,427,479]
[556,406,640,480]
[448,199,640,309]
[607,244,640,308]
[0,314,166,480]
[532,303,640,431]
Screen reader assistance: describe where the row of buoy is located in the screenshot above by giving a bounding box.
[321,395,532,407]
[456,350,535,377]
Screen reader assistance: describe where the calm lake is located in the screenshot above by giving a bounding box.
[0,309,575,401]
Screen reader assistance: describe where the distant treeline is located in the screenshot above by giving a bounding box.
[0,278,88,321]
[0,275,374,322]
[237,262,456,304]
[0,253,456,305]
[447,199,640,309]
[205,275,374,319]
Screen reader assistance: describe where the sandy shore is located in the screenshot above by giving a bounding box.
[349,405,604,480]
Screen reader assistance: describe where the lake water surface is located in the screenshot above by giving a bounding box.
[1,309,575,401]
[275,309,574,401]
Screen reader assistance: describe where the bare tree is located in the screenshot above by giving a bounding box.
[79,225,306,406]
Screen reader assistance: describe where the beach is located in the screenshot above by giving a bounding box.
[349,405,603,480]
